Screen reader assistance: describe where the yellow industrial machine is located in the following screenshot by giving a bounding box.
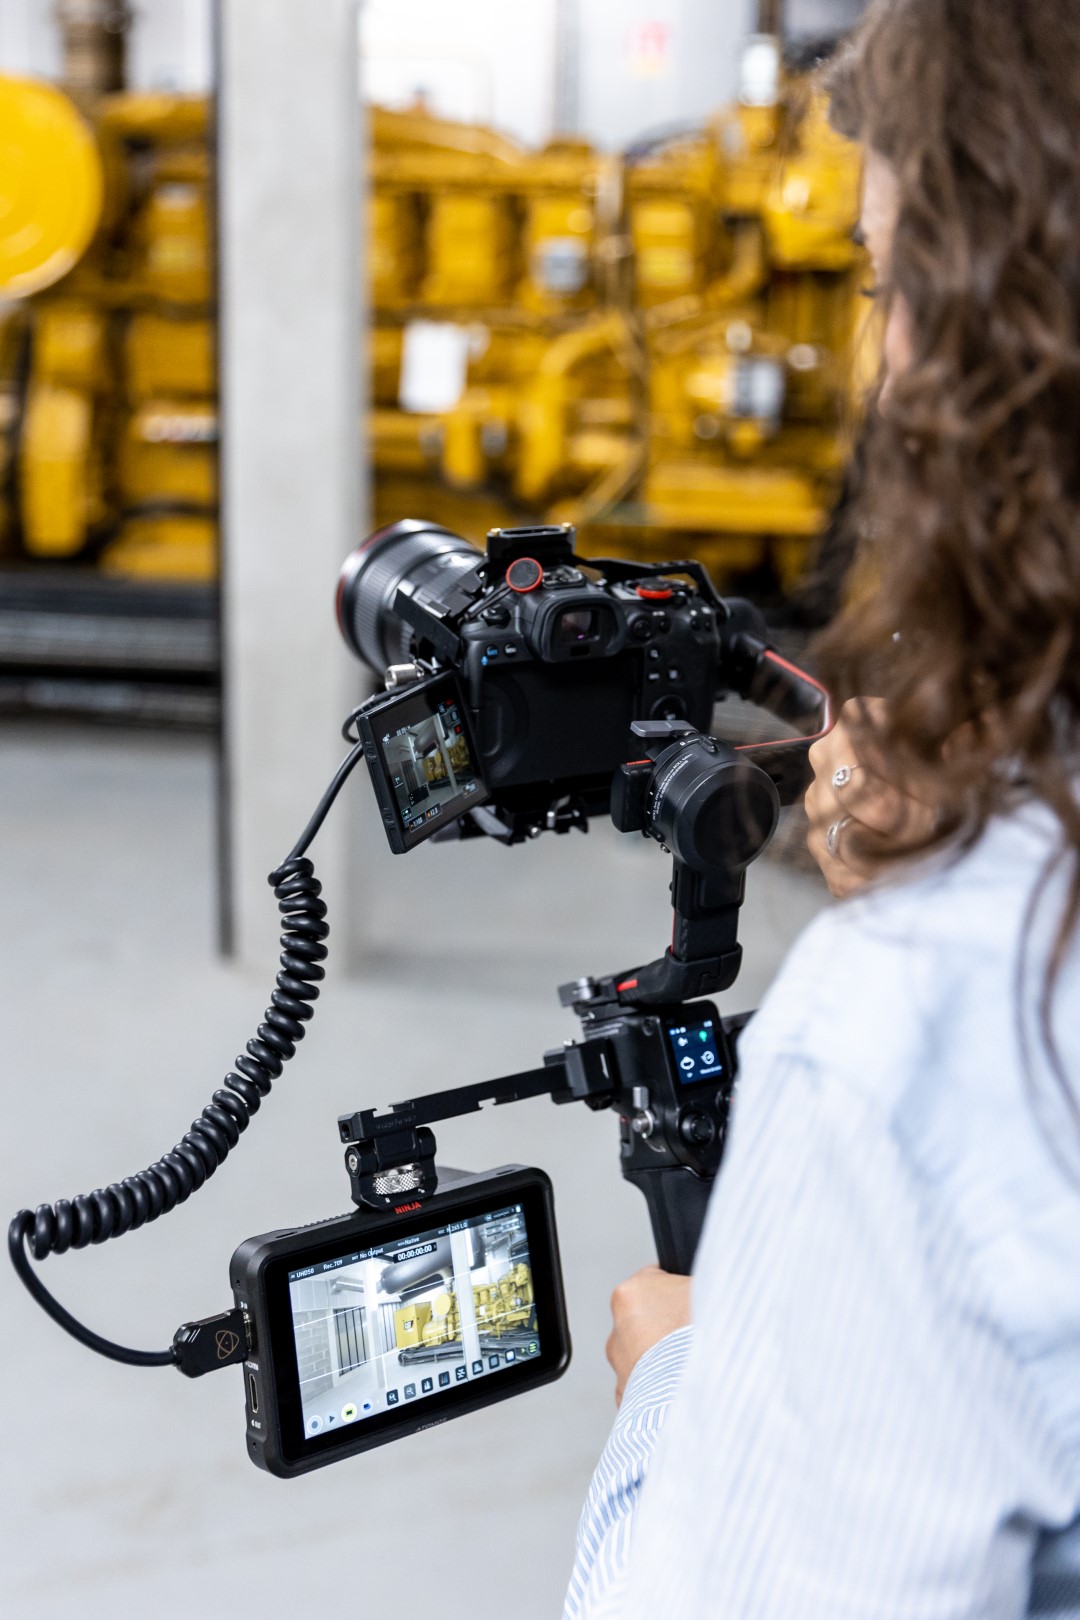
[393,1262,536,1356]
[368,65,867,591]
[0,75,215,578]
[1,29,868,592]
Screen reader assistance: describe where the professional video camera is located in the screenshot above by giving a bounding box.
[336,518,819,843]
[9,521,828,1479]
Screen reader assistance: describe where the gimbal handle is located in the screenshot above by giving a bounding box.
[624,1166,716,1275]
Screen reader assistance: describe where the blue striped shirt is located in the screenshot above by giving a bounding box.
[566,800,1080,1618]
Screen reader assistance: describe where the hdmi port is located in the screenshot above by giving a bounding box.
[248,1373,259,1414]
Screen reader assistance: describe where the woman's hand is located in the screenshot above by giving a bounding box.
[805,698,939,897]
[607,1265,692,1406]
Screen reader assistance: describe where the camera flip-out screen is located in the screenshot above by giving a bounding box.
[233,1168,569,1476]
[357,672,488,852]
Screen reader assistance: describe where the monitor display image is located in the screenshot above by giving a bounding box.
[286,1204,538,1439]
[376,684,482,843]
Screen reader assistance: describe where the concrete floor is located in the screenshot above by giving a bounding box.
[1,726,828,1620]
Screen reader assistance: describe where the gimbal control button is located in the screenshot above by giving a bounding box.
[679,1110,716,1147]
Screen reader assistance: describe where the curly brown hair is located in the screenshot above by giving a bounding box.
[817,0,1080,1090]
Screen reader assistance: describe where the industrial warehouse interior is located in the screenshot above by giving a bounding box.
[6,1,1080,1617]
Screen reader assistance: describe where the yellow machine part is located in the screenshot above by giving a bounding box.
[631,196,713,304]
[117,403,217,505]
[32,299,108,390]
[422,193,518,307]
[140,174,212,304]
[0,75,103,298]
[19,382,101,556]
[716,102,783,216]
[99,514,216,581]
[369,191,424,308]
[518,188,595,315]
[394,1303,433,1350]
[125,314,215,398]
[763,92,862,271]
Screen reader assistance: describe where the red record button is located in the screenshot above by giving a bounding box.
[507,557,544,593]
[635,585,673,601]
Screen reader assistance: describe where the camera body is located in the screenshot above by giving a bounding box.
[231,1166,569,1479]
[338,522,736,835]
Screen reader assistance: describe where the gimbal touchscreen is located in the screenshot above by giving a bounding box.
[362,673,487,850]
[666,1010,729,1088]
[287,1201,539,1441]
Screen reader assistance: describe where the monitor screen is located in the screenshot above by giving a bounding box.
[286,1203,539,1440]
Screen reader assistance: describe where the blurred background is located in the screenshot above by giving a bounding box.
[1,2,868,1615]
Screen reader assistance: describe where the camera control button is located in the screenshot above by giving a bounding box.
[635,584,673,601]
[507,556,544,592]
[646,671,661,684]
[482,605,511,625]
[651,611,671,633]
[647,646,662,661]
[679,1110,717,1147]
[484,644,500,658]
[504,642,519,656]
[667,667,683,683]
[630,616,654,641]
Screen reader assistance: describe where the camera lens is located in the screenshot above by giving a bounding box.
[337,520,481,672]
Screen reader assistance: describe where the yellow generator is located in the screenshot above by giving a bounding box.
[368,62,866,592]
[393,1264,537,1356]
[2,32,869,593]
[0,75,216,579]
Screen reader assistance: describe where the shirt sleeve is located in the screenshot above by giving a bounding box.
[565,1044,1077,1620]
[563,1326,692,1620]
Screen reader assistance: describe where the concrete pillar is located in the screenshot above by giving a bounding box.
[218,0,364,967]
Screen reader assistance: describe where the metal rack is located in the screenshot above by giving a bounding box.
[0,569,219,729]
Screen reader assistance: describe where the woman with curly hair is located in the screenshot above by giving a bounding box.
[566,2,1080,1615]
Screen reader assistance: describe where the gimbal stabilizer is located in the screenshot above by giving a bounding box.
[338,708,809,1274]
[9,607,827,1373]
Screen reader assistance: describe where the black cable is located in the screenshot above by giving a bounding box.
[8,738,368,1368]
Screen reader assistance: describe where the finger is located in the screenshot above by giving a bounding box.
[806,821,867,898]
[838,772,938,840]
[808,745,925,841]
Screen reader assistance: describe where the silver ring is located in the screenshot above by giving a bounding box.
[832,764,858,791]
[826,815,854,858]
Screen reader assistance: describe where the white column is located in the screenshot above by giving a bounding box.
[450,1227,482,1370]
[218,0,365,966]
